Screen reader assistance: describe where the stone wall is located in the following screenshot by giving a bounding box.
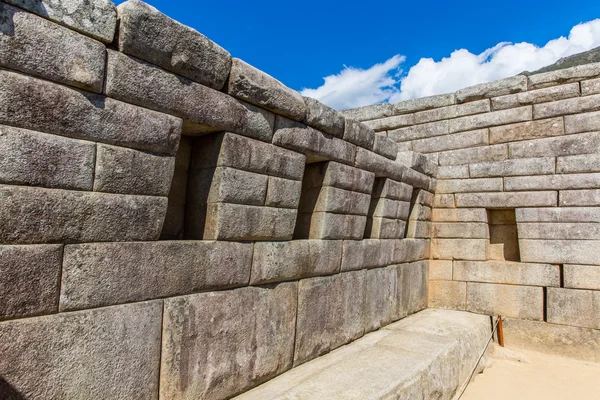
[0,1,435,399]
[347,64,600,358]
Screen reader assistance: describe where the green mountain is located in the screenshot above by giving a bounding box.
[524,46,600,75]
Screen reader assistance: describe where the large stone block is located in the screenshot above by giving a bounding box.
[344,119,375,149]
[0,245,62,321]
[0,3,105,92]
[94,144,175,196]
[395,151,438,177]
[505,173,600,191]
[341,239,394,271]
[564,110,600,134]
[61,241,252,311]
[491,83,580,110]
[393,239,430,264]
[355,147,404,181]
[520,239,600,265]
[433,193,456,208]
[560,189,600,206]
[0,185,167,244]
[581,77,600,95]
[489,117,564,144]
[454,260,559,287]
[436,178,502,194]
[438,144,508,166]
[363,113,415,131]
[455,191,557,208]
[433,222,489,239]
[294,271,366,366]
[303,186,370,215]
[203,203,297,241]
[534,94,600,119]
[0,68,182,155]
[456,75,528,103]
[428,280,467,310]
[343,93,455,121]
[437,165,469,179]
[161,284,297,400]
[340,102,394,121]
[365,267,398,331]
[396,261,428,318]
[433,208,488,223]
[466,282,544,320]
[251,240,342,285]
[0,125,95,191]
[297,212,367,240]
[528,62,600,89]
[516,207,600,222]
[401,168,433,191]
[448,106,532,135]
[303,96,345,137]
[228,58,306,120]
[509,132,600,159]
[372,178,413,201]
[547,288,600,329]
[368,198,407,219]
[372,133,399,160]
[302,161,375,194]
[412,129,488,153]
[273,116,356,164]
[432,239,488,261]
[470,157,555,178]
[118,0,231,90]
[518,222,600,240]
[564,264,600,290]
[265,176,302,208]
[557,153,600,174]
[365,217,406,239]
[414,99,490,124]
[5,0,117,42]
[0,301,162,399]
[105,50,273,140]
[388,120,449,142]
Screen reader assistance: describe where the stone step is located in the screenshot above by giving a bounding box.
[235,309,492,400]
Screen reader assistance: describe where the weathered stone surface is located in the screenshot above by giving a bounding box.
[396,151,438,177]
[470,157,555,178]
[406,220,431,239]
[355,147,404,181]
[0,125,95,191]
[94,144,175,196]
[118,0,231,90]
[297,212,367,240]
[265,176,302,208]
[228,58,306,120]
[388,120,449,142]
[428,280,466,310]
[413,129,489,153]
[340,102,395,122]
[372,178,413,201]
[60,241,252,311]
[429,260,453,280]
[547,288,600,329]
[0,3,105,92]
[581,77,600,95]
[433,222,489,238]
[528,62,600,89]
[365,217,406,239]
[393,239,431,263]
[467,282,544,320]
[491,83,580,110]
[454,261,559,287]
[5,0,117,42]
[340,239,394,271]
[534,94,600,119]
[363,113,415,131]
[401,168,432,192]
[456,76,528,103]
[365,267,398,331]
[560,189,600,206]
[105,50,273,140]
[433,208,488,222]
[518,222,600,240]
[344,119,375,149]
[369,198,408,219]
[0,245,62,321]
[432,239,488,261]
[564,264,600,291]
[415,100,490,124]
[302,161,375,194]
[188,167,268,208]
[437,178,502,194]
[564,110,600,134]
[0,301,162,399]
[509,132,600,159]
[304,186,370,215]
[251,240,342,285]
[437,165,469,179]
[438,144,508,166]
[161,284,297,400]
[294,271,366,366]
[455,191,557,208]
[503,318,600,363]
[520,239,600,265]
[516,207,600,222]
[433,193,455,208]
[302,96,345,137]
[448,106,532,133]
[506,173,600,191]
[396,261,429,317]
[203,203,296,241]
[0,68,182,155]
[489,117,564,144]
[372,133,399,160]
[557,153,600,173]
[0,185,166,244]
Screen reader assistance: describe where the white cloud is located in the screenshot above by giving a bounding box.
[302,19,600,110]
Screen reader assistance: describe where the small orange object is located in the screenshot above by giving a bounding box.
[498,315,505,347]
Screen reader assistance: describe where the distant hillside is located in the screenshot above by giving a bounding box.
[524,46,600,75]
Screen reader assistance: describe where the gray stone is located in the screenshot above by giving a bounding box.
[355,147,405,181]
[469,157,555,178]
[534,94,600,119]
[5,0,117,42]
[251,240,342,285]
[392,93,457,114]
[369,198,405,219]
[161,284,297,400]
[372,133,399,160]
[431,239,488,261]
[509,131,600,159]
[296,212,367,240]
[228,58,306,120]
[60,241,252,311]
[392,239,430,264]
[105,50,273,141]
[428,280,467,310]
[581,77,600,95]
[433,193,456,208]
[436,178,502,194]
[455,191,557,208]
[528,62,600,89]
[0,68,182,155]
[505,173,600,191]
[433,222,489,238]
[303,96,345,137]
[0,185,167,244]
[456,75,528,103]
[0,3,105,92]
[0,245,62,321]
[557,153,600,173]
[415,100,491,124]
[363,114,415,131]
[273,116,356,165]
[94,144,175,196]
[339,102,395,122]
[302,161,375,194]
[304,186,370,215]
[518,222,600,240]
[438,144,508,166]
[489,117,564,144]
[466,282,544,320]
[516,207,600,222]
[453,261,560,287]
[433,208,488,223]
[437,165,469,179]
[388,120,449,142]
[564,264,600,291]
[520,239,600,265]
[372,178,413,201]
[0,301,162,399]
[365,267,398,331]
[491,83,580,110]
[448,106,532,133]
[396,261,428,317]
[265,176,302,208]
[564,110,600,134]
[344,119,375,149]
[0,125,95,190]
[547,288,600,329]
[395,151,438,177]
[365,217,406,239]
[187,167,268,207]
[118,0,232,90]
[340,239,394,271]
[560,189,600,206]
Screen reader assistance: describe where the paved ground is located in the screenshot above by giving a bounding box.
[462,346,600,400]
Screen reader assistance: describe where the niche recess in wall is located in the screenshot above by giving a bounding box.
[487,209,521,262]
[293,162,328,239]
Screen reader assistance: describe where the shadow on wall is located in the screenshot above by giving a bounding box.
[0,377,26,400]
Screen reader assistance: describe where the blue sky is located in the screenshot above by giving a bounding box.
[115,0,600,109]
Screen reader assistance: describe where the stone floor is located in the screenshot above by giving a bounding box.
[462,346,600,400]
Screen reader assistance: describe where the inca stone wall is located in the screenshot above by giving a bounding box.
[347,64,600,361]
[0,1,435,399]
